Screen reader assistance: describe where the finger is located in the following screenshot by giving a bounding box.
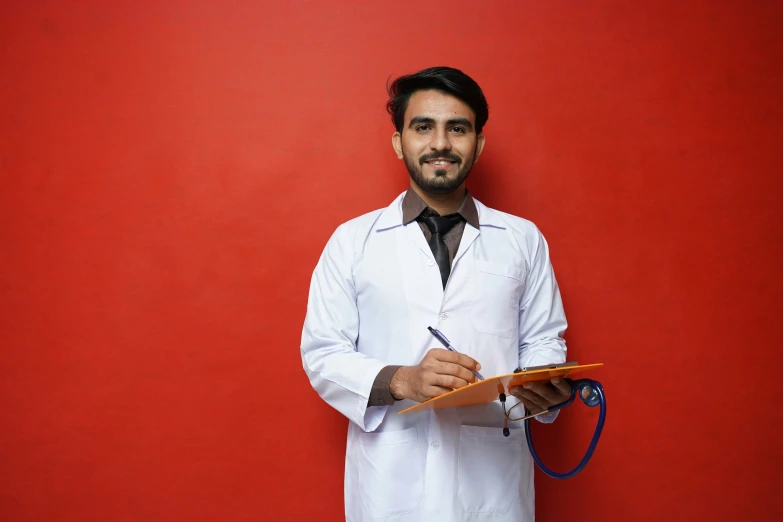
[430,349,481,372]
[423,348,460,368]
[508,392,545,415]
[523,381,564,404]
[421,356,462,374]
[519,398,545,415]
[550,377,572,396]
[420,370,468,390]
[424,385,453,400]
[435,360,477,383]
[508,386,543,408]
[508,386,526,400]
[509,387,549,411]
[434,373,471,390]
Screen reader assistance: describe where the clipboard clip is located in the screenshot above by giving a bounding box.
[513,361,578,373]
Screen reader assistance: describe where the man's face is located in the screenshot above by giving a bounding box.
[392,90,486,195]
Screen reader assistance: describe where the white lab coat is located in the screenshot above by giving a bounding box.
[301,191,567,522]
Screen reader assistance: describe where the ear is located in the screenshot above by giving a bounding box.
[392,131,404,159]
[474,133,487,162]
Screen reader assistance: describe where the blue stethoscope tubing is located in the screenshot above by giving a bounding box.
[504,378,607,480]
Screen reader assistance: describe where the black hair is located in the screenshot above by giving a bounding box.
[385,66,489,134]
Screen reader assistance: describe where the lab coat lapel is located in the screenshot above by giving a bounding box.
[374,192,405,232]
[375,192,436,262]
[375,192,442,311]
[450,197,506,274]
[453,223,479,268]
[404,221,435,263]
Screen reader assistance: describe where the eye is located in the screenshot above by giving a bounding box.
[450,126,466,133]
[416,125,431,132]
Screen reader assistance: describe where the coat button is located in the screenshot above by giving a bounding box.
[440,313,448,320]
[431,442,440,449]
[428,260,435,266]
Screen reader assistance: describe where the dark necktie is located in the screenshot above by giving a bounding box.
[420,213,462,289]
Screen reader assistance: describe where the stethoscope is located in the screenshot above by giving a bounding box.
[498,378,606,480]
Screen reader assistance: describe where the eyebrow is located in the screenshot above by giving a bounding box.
[408,116,474,131]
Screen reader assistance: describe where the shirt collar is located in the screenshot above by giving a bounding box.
[401,188,480,229]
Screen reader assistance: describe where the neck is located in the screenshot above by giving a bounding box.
[409,183,466,215]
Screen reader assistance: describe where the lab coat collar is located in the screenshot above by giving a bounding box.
[374,191,507,232]
[375,192,407,231]
[471,198,508,229]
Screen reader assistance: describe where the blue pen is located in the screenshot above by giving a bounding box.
[427,326,484,381]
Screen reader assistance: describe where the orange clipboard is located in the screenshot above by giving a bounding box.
[398,362,603,414]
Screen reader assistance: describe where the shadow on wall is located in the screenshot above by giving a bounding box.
[465,155,502,205]
[467,153,534,217]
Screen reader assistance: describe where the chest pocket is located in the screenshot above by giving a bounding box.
[470,260,526,339]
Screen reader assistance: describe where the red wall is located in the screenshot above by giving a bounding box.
[2,1,781,520]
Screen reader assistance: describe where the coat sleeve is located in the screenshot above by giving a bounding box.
[517,225,568,423]
[300,223,390,432]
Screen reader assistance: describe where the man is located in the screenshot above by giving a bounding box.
[301,66,571,521]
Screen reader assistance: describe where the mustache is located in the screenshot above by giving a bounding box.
[419,152,462,166]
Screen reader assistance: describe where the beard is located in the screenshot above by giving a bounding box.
[403,146,477,195]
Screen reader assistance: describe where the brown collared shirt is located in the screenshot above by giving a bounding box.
[367,189,480,407]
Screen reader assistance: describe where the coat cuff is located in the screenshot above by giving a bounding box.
[367,365,403,407]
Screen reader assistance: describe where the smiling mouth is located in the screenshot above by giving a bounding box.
[424,160,457,167]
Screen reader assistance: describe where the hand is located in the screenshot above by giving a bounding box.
[508,378,572,416]
[390,348,481,403]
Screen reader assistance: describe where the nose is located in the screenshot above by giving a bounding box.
[429,126,452,152]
